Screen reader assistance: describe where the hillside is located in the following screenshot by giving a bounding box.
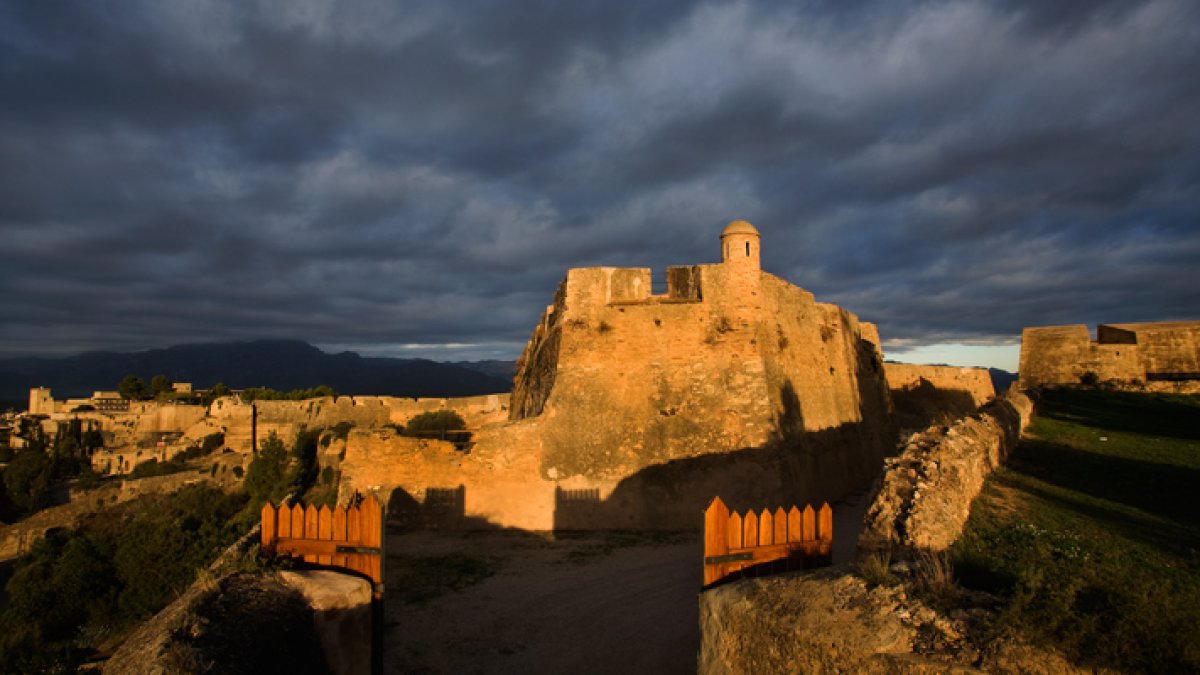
[953,389,1200,672]
[0,341,512,401]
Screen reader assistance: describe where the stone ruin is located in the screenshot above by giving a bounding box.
[1019,321,1200,390]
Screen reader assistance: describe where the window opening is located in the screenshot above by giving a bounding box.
[745,241,750,256]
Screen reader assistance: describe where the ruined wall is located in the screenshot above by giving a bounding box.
[1018,321,1200,389]
[197,394,509,453]
[884,363,995,431]
[338,423,551,530]
[1018,325,1142,387]
[859,391,1033,553]
[883,364,994,407]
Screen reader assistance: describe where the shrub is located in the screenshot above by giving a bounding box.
[404,411,466,436]
[75,466,103,491]
[200,432,224,454]
[127,458,185,480]
[3,449,52,512]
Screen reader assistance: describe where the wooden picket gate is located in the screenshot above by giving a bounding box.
[703,496,833,587]
[261,496,384,591]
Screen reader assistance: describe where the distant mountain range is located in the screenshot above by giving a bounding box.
[987,368,1019,393]
[0,340,516,404]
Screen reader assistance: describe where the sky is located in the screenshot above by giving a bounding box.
[1,1,1198,372]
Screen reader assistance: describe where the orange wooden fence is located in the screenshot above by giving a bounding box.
[261,496,384,590]
[703,496,833,586]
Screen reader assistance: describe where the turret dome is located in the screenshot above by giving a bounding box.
[721,220,759,237]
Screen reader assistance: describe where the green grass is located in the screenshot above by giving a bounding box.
[951,389,1200,673]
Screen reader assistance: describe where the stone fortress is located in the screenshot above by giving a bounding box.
[333,221,987,530]
[1019,321,1200,389]
[14,221,1002,532]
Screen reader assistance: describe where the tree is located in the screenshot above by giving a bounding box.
[210,382,230,398]
[150,375,172,399]
[4,449,53,512]
[243,432,290,505]
[118,375,147,401]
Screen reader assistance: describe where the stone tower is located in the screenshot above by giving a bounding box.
[721,219,761,270]
[720,219,762,310]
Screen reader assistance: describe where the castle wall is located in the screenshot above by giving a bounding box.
[1105,322,1200,377]
[212,394,510,452]
[884,363,995,406]
[1018,321,1199,388]
[341,245,896,531]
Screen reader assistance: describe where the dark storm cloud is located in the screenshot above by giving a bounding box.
[0,0,1197,363]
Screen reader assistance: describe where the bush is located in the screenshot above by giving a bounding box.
[75,466,103,491]
[239,385,335,403]
[3,449,52,512]
[404,411,466,436]
[200,432,224,455]
[127,458,185,480]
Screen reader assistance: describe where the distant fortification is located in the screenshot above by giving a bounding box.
[1019,321,1200,389]
[340,221,896,530]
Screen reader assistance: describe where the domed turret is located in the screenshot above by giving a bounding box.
[721,219,760,270]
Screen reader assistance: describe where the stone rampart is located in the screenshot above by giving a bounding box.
[859,390,1033,553]
[1019,321,1200,388]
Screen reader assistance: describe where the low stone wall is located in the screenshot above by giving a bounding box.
[859,391,1033,553]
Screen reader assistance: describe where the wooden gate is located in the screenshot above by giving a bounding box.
[703,496,832,587]
[261,496,384,590]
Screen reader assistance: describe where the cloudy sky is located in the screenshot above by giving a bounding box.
[2,0,1198,371]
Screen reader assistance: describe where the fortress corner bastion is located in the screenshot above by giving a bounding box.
[341,221,897,531]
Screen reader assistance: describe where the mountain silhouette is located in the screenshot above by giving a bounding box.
[0,340,514,403]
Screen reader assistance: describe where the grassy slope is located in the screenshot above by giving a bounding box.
[952,389,1200,673]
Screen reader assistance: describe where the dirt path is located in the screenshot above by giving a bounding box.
[383,530,702,675]
[381,491,873,674]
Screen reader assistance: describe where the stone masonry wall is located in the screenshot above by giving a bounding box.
[883,363,995,407]
[859,390,1033,553]
[1018,321,1200,388]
